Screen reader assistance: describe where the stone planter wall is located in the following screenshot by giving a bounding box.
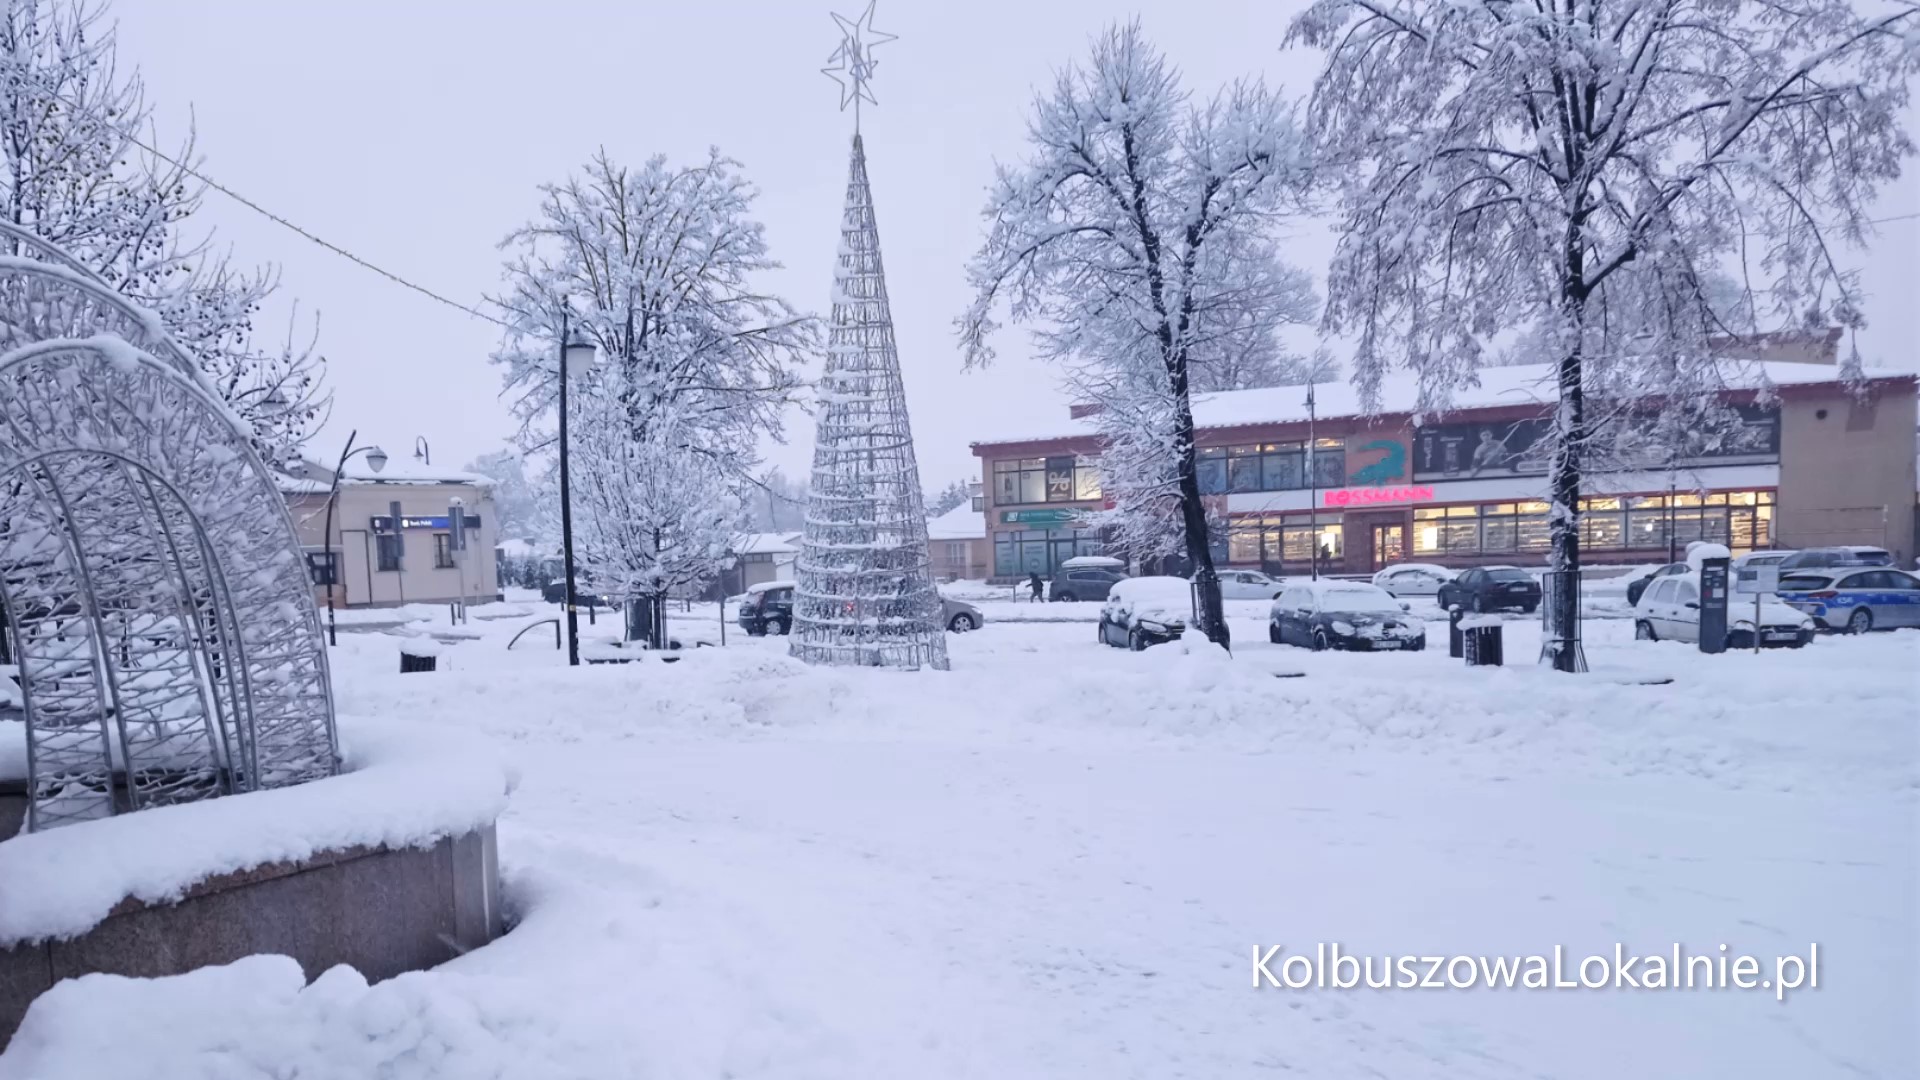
[0,823,500,1051]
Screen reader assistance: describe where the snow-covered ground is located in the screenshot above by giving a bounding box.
[4,603,1915,1078]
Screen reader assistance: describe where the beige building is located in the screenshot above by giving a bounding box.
[969,354,1917,580]
[928,502,989,582]
[280,455,500,608]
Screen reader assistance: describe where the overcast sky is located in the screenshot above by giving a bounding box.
[116,0,1916,490]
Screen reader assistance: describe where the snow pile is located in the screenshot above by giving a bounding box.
[0,958,584,1080]
[0,721,512,947]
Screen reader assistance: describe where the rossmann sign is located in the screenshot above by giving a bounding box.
[1323,486,1434,508]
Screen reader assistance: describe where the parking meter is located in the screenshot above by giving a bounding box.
[1698,556,1730,654]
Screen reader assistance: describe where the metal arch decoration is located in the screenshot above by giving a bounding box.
[0,233,338,833]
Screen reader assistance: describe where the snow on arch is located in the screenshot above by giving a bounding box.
[0,267,337,834]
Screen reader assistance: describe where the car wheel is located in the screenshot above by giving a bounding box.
[773,618,791,636]
[1128,627,1147,651]
[1053,591,1076,603]
[948,613,977,632]
[1311,629,1329,652]
[1847,608,1873,634]
[1635,620,1657,642]
[1521,602,1538,615]
[1406,637,1425,652]
[1268,621,1282,644]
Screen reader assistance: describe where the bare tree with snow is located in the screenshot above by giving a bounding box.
[489,149,816,645]
[0,0,328,465]
[1287,0,1916,671]
[957,21,1314,649]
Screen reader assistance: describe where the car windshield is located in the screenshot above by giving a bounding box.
[1778,574,1832,592]
[1486,569,1532,582]
[1320,587,1403,614]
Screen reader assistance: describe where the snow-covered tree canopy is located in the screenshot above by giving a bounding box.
[1289,0,1914,670]
[956,21,1314,642]
[489,149,816,615]
[1288,0,1915,411]
[0,0,328,466]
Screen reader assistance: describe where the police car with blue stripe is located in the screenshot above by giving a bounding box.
[1776,566,1920,633]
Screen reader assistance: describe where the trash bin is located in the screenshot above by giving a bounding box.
[1463,622,1504,666]
[1448,606,1465,658]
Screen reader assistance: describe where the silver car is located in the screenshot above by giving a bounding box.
[941,597,984,632]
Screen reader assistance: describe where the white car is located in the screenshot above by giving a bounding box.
[1632,570,1814,648]
[1098,576,1191,650]
[1371,563,1456,598]
[1204,569,1286,600]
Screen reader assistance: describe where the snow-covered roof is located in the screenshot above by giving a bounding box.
[336,456,494,487]
[495,538,556,559]
[926,503,985,540]
[272,472,332,495]
[746,579,796,594]
[732,532,802,555]
[974,361,1915,447]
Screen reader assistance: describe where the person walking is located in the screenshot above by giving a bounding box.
[1028,571,1045,602]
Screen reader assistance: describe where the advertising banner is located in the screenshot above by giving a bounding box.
[1412,406,1779,482]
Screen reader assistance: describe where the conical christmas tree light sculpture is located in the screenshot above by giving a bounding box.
[791,4,947,670]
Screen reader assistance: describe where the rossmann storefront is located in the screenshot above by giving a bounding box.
[971,365,1916,579]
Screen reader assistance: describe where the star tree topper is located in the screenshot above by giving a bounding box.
[821,1,898,127]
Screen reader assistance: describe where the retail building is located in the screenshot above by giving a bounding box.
[971,357,1917,580]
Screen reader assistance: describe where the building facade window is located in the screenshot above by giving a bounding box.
[992,528,1104,576]
[433,534,455,569]
[944,542,968,561]
[1198,439,1345,495]
[1411,491,1773,557]
[1223,514,1344,571]
[993,457,1100,505]
[376,534,403,572]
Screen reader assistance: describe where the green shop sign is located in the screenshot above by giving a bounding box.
[1001,509,1083,525]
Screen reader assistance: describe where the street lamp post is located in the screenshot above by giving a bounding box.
[414,436,431,466]
[322,432,387,646]
[557,310,597,667]
[1306,381,1319,581]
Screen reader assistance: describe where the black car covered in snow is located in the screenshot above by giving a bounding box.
[1269,581,1427,651]
[1435,566,1542,614]
[737,580,795,635]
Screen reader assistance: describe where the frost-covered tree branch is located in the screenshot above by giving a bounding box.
[0,0,329,466]
[956,20,1315,649]
[488,148,818,640]
[1287,0,1916,671]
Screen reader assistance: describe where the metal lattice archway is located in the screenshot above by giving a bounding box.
[0,236,337,833]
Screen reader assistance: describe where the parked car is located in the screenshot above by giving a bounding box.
[1776,546,1894,571]
[1269,581,1426,651]
[1633,570,1814,647]
[1733,549,1798,571]
[737,580,795,636]
[1435,566,1542,613]
[542,579,615,609]
[1097,576,1189,650]
[1205,569,1286,600]
[1049,556,1128,603]
[1775,567,1920,633]
[1623,562,1689,606]
[941,597,984,632]
[1371,562,1455,598]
